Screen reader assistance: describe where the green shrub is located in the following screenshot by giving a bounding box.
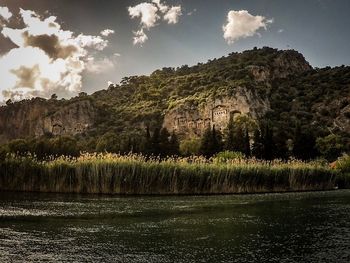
[213,151,245,163]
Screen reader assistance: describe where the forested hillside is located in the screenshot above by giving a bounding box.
[1,47,350,160]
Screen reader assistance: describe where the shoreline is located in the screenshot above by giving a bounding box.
[0,187,343,197]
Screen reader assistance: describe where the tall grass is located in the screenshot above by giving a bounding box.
[0,153,338,195]
[333,154,350,188]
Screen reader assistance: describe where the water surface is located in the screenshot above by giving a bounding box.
[0,190,349,262]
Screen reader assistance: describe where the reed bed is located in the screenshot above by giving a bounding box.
[0,153,338,195]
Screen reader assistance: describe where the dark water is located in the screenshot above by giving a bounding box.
[0,191,349,263]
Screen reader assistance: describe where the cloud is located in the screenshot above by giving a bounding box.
[100,29,115,37]
[0,8,111,101]
[23,32,78,59]
[164,6,182,24]
[187,8,197,16]
[223,10,273,44]
[0,6,12,22]
[128,0,182,45]
[132,28,148,45]
[85,57,115,73]
[128,3,159,29]
[152,0,169,13]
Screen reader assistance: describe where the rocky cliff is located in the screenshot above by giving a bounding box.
[163,87,269,137]
[0,98,96,143]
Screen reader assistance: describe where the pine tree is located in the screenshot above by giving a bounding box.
[252,128,264,159]
[262,123,276,160]
[212,125,223,154]
[232,125,245,153]
[199,125,222,158]
[151,127,161,156]
[142,125,153,155]
[199,126,213,158]
[159,128,171,156]
[293,123,318,160]
[169,131,180,156]
[225,115,235,151]
[243,128,251,157]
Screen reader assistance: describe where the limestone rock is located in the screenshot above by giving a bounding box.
[0,98,96,142]
[163,87,269,137]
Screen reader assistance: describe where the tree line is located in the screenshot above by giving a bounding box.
[0,115,346,161]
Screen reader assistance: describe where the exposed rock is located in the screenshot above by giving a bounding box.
[0,98,96,142]
[247,50,312,82]
[334,104,350,132]
[35,100,96,136]
[163,87,269,137]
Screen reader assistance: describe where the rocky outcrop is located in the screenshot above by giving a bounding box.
[248,50,312,82]
[334,104,350,132]
[0,98,96,142]
[34,100,96,137]
[163,87,269,137]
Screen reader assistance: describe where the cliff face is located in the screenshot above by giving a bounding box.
[163,87,269,137]
[0,98,96,142]
[35,100,96,137]
[248,50,312,82]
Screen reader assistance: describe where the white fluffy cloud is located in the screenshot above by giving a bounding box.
[128,0,182,45]
[164,6,182,24]
[0,8,113,101]
[223,10,273,44]
[100,29,115,37]
[128,3,159,29]
[132,28,149,45]
[0,6,12,22]
[152,0,168,13]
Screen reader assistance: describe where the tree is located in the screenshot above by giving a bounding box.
[159,127,171,156]
[225,115,235,151]
[293,123,318,160]
[180,138,201,156]
[199,126,213,158]
[262,123,276,160]
[151,127,161,155]
[316,134,345,161]
[96,132,120,153]
[50,136,80,157]
[50,94,58,100]
[199,125,222,158]
[243,128,251,157]
[7,139,30,156]
[252,128,264,159]
[232,125,245,153]
[212,126,223,154]
[141,125,153,155]
[169,131,180,156]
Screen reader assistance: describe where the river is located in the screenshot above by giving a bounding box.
[0,190,349,262]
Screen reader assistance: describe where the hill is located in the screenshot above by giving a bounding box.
[1,47,350,159]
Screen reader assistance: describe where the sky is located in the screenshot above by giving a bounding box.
[0,0,349,102]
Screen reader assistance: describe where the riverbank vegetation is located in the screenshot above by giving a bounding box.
[0,152,343,195]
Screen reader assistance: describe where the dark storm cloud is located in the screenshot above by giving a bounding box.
[10,64,40,89]
[23,32,78,59]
